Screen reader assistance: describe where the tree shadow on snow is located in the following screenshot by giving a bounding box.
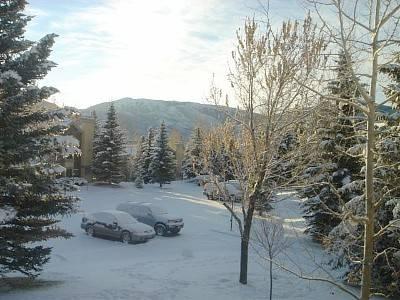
[0,277,63,293]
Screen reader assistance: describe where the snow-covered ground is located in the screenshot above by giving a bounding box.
[2,182,363,300]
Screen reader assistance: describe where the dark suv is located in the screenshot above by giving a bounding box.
[116,202,184,236]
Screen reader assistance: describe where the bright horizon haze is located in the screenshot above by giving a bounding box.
[25,0,303,109]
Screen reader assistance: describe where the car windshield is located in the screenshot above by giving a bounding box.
[149,205,167,215]
[116,213,138,224]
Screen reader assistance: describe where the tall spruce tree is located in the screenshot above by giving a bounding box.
[142,128,155,184]
[182,127,203,179]
[92,110,100,145]
[0,0,78,277]
[92,104,126,184]
[149,122,175,188]
[205,144,235,181]
[369,112,400,296]
[132,135,145,188]
[327,52,400,297]
[91,110,100,179]
[302,52,363,241]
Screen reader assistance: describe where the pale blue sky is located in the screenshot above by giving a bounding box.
[25,0,305,108]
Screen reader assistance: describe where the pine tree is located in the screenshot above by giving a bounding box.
[92,110,100,145]
[134,172,144,189]
[149,122,176,188]
[182,128,204,179]
[0,0,78,277]
[327,52,400,297]
[269,132,298,184]
[371,113,400,296]
[205,144,235,181]
[380,51,400,108]
[142,128,155,184]
[92,104,126,184]
[90,110,100,179]
[132,136,145,180]
[324,52,400,297]
[302,52,363,241]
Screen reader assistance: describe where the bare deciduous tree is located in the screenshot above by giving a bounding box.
[208,14,326,285]
[253,219,288,300]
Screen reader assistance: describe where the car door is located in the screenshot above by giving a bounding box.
[109,215,123,239]
[125,205,139,219]
[141,207,156,226]
[133,206,146,224]
[101,213,119,238]
[92,212,108,237]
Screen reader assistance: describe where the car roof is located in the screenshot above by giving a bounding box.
[93,210,138,221]
[96,210,131,216]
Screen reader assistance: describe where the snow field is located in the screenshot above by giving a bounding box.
[2,182,367,300]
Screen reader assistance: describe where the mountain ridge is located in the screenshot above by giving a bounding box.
[79,97,396,140]
[80,98,229,139]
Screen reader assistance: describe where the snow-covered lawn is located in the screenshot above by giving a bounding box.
[2,182,362,300]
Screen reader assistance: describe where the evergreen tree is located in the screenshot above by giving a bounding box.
[269,132,298,184]
[149,122,175,187]
[0,0,78,277]
[142,128,155,184]
[369,113,400,296]
[92,110,99,137]
[380,51,400,107]
[92,104,126,184]
[132,135,145,180]
[206,144,235,181]
[327,52,400,297]
[134,172,144,189]
[91,110,100,179]
[182,128,204,179]
[302,52,363,241]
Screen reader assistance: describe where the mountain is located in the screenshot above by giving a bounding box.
[80,98,397,141]
[80,98,229,139]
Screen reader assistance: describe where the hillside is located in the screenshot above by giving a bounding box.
[80,98,397,140]
[80,98,229,139]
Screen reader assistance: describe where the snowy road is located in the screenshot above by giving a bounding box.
[2,182,361,299]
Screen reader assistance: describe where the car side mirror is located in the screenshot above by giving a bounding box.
[112,222,118,229]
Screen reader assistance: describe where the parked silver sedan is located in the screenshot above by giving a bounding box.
[81,210,155,243]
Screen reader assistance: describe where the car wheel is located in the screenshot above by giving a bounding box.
[154,224,167,236]
[121,231,131,244]
[86,225,95,237]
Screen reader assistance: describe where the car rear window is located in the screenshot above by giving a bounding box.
[149,205,167,215]
[93,212,116,224]
[116,213,138,224]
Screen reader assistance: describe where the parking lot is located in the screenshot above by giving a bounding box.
[2,182,355,300]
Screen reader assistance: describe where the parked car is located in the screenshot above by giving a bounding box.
[225,181,244,202]
[203,181,243,202]
[81,210,155,243]
[116,202,184,236]
[203,182,223,200]
[185,175,212,186]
